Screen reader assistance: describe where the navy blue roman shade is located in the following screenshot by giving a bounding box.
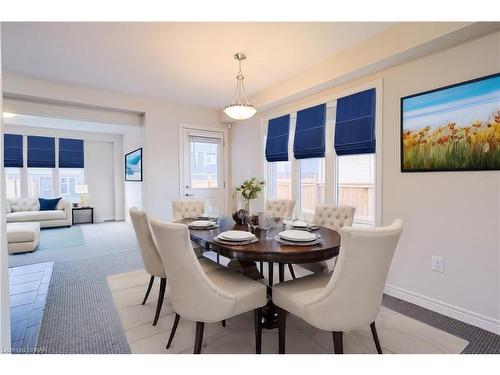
[334,88,376,155]
[4,134,23,167]
[59,138,84,168]
[28,136,55,168]
[265,114,290,162]
[293,104,326,159]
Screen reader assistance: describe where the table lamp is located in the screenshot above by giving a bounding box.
[75,184,88,207]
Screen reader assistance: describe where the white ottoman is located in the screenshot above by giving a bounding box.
[7,222,41,254]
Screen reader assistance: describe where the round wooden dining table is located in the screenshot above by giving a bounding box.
[179,217,341,328]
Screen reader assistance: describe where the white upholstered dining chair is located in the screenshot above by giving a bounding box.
[129,207,222,326]
[150,218,267,354]
[295,205,355,274]
[171,200,205,220]
[171,200,207,258]
[273,219,403,354]
[265,199,296,219]
[264,199,297,277]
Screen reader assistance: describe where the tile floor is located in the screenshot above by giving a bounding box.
[9,262,53,354]
[108,268,469,354]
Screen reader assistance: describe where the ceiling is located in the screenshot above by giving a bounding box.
[1,22,395,109]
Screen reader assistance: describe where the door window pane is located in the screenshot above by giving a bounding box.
[5,167,22,199]
[300,158,325,218]
[189,136,220,188]
[28,168,54,198]
[337,154,375,225]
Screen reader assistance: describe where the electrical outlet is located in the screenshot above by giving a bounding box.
[431,256,444,273]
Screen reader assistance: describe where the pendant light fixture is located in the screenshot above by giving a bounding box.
[223,53,257,120]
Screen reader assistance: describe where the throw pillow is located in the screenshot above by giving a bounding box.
[39,197,62,211]
[56,199,65,210]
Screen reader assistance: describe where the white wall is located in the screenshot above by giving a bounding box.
[0,23,12,352]
[123,126,144,223]
[2,74,223,222]
[231,31,500,333]
[85,141,115,222]
[3,124,124,221]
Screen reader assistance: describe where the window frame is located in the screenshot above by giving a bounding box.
[4,134,86,201]
[263,79,383,226]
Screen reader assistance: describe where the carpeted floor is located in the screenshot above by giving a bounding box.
[9,222,143,353]
[8,221,500,354]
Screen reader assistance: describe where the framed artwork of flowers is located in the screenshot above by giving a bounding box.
[401,73,500,172]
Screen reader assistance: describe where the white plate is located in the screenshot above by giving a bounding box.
[292,220,309,228]
[218,230,255,242]
[278,230,317,242]
[188,220,212,228]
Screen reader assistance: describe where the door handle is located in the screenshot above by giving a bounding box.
[185,193,195,197]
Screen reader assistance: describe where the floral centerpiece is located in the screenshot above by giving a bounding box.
[233,178,265,224]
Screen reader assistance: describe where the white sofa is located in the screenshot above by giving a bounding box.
[6,198,72,228]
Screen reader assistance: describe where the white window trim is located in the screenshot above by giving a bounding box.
[262,79,383,226]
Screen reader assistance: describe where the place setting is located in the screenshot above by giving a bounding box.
[187,220,219,230]
[285,219,320,231]
[274,229,322,246]
[213,230,259,246]
[187,207,220,230]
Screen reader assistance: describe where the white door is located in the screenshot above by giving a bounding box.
[181,127,226,216]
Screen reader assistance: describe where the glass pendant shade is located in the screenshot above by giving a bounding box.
[224,104,257,120]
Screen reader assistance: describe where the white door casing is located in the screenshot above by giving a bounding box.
[179,124,228,217]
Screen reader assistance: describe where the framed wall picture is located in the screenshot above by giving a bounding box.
[125,147,143,181]
[401,73,500,172]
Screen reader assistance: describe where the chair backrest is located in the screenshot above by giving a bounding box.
[265,199,296,219]
[305,219,403,332]
[129,207,166,278]
[149,217,235,322]
[312,205,355,231]
[171,200,204,220]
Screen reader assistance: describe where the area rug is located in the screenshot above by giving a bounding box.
[38,226,85,250]
[107,269,469,354]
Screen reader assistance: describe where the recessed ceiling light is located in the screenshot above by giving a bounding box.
[2,112,17,118]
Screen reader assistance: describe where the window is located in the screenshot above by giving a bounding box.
[264,87,378,226]
[5,167,22,199]
[299,158,325,218]
[267,161,292,200]
[28,168,55,198]
[60,168,85,203]
[337,154,375,225]
[189,136,220,188]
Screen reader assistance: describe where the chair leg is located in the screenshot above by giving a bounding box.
[166,313,180,349]
[141,276,155,305]
[222,320,226,327]
[259,261,264,276]
[216,253,220,264]
[370,321,383,354]
[194,322,205,354]
[254,308,262,354]
[268,262,274,287]
[279,263,284,283]
[278,307,286,354]
[332,331,343,354]
[287,264,296,279]
[153,278,166,326]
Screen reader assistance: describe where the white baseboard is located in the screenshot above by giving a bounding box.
[384,284,500,335]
